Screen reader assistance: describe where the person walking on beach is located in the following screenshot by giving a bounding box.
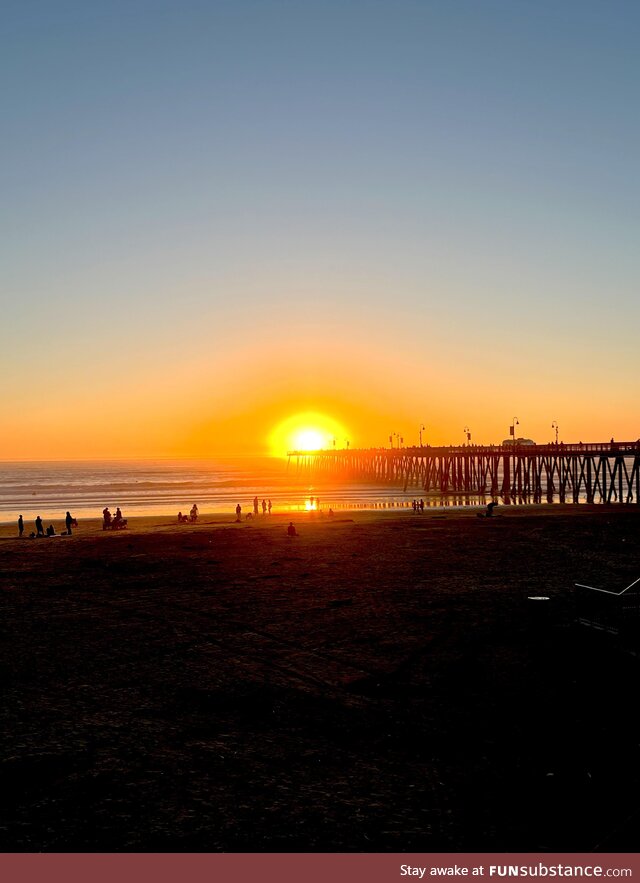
[235,503,242,522]
[268,499,272,514]
[18,514,24,537]
[35,515,44,537]
[65,511,74,535]
[261,499,267,515]
[253,496,259,516]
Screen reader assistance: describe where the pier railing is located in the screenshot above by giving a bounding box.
[287,441,640,504]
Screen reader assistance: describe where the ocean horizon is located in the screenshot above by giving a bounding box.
[2,454,627,525]
[0,457,442,524]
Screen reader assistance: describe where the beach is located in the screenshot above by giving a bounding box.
[1,505,639,852]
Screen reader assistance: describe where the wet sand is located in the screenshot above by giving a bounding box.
[1,505,639,851]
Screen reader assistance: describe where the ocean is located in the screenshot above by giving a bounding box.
[2,453,629,526]
[0,458,434,524]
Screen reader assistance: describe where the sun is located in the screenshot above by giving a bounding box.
[269,411,350,458]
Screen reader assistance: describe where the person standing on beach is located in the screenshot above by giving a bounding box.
[65,511,74,535]
[236,503,242,522]
[253,496,259,516]
[268,499,272,514]
[35,515,44,537]
[261,499,267,515]
[18,514,24,537]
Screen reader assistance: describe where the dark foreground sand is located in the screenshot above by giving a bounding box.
[1,506,639,852]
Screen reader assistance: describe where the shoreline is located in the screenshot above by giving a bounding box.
[0,500,631,539]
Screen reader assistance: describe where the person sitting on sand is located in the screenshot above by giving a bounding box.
[46,524,55,536]
[287,522,298,537]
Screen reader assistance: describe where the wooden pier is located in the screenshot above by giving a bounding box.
[288,441,640,504]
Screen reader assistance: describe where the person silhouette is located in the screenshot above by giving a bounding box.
[235,503,242,522]
[18,514,24,537]
[35,515,44,537]
[268,499,272,514]
[261,499,267,515]
[65,511,74,535]
[287,522,298,537]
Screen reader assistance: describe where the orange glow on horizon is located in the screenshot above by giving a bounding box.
[268,412,350,459]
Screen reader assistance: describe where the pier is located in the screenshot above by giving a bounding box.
[288,441,640,504]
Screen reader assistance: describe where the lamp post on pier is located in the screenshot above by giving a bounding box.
[510,417,519,446]
[552,421,559,446]
[464,425,471,445]
[419,424,426,447]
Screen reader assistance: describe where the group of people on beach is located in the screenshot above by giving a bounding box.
[253,497,273,516]
[177,504,199,524]
[102,506,127,530]
[236,498,273,522]
[411,499,425,513]
[19,511,77,538]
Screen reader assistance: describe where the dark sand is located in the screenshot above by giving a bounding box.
[1,506,639,852]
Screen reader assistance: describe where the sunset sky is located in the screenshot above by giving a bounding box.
[2,0,639,459]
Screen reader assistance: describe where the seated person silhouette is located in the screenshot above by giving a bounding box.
[486,501,498,517]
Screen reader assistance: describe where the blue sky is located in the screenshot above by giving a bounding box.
[2,0,639,455]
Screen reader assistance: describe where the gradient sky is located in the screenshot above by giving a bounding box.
[2,0,639,458]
